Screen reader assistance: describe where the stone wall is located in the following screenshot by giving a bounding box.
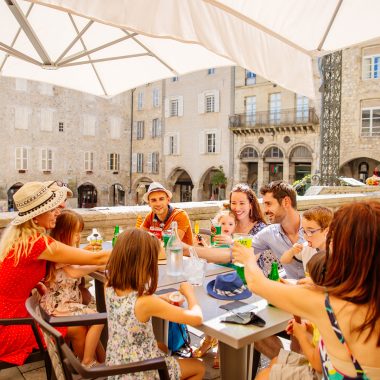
[2,193,380,243]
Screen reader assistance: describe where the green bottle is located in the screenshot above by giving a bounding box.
[268,262,280,281]
[112,225,120,247]
[268,262,280,306]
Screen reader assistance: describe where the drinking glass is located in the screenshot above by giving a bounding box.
[184,258,207,286]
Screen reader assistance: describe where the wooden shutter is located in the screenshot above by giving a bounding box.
[178,96,184,117]
[132,153,137,173]
[213,90,220,112]
[199,130,205,154]
[175,132,180,155]
[164,98,170,118]
[215,129,221,153]
[147,153,153,173]
[198,93,205,114]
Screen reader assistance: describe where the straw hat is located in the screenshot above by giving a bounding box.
[11,182,67,226]
[142,182,172,203]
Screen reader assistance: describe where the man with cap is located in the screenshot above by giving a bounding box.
[141,182,193,245]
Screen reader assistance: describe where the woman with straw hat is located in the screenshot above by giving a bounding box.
[0,182,110,366]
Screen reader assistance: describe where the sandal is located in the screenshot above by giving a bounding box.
[192,336,218,358]
[82,360,98,368]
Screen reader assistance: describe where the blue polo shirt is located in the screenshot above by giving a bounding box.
[251,222,305,280]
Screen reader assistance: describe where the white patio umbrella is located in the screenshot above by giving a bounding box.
[0,0,234,96]
[26,0,380,99]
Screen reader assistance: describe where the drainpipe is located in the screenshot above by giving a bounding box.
[228,66,236,192]
[129,88,135,199]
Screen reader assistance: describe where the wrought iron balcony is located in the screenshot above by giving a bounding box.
[229,107,319,135]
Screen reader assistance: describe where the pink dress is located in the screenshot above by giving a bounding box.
[0,235,67,365]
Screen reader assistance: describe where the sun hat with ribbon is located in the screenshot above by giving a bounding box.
[206,272,252,300]
[142,182,172,203]
[11,182,67,226]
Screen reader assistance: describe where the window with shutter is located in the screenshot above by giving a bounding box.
[137,121,144,139]
[84,151,94,171]
[137,92,143,110]
[83,115,96,136]
[147,153,153,173]
[41,108,54,131]
[15,147,28,170]
[41,148,53,171]
[170,99,178,117]
[137,153,144,173]
[132,153,137,173]
[153,88,160,107]
[107,153,120,171]
[110,118,121,139]
[14,106,30,130]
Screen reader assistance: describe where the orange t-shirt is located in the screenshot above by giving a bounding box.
[141,207,194,245]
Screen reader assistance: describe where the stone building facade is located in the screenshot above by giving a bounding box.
[230,67,320,192]
[339,41,380,180]
[0,77,131,210]
[163,67,234,202]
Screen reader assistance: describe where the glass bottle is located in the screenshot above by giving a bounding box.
[135,214,143,228]
[268,262,280,281]
[166,221,183,276]
[194,220,200,235]
[112,225,120,247]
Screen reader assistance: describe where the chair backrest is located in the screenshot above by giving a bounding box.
[25,295,67,380]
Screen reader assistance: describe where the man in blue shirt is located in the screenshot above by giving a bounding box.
[253,181,305,280]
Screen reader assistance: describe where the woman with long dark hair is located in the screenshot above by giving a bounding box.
[234,201,380,379]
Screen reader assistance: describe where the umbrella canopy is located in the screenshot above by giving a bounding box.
[0,0,234,96]
[26,0,380,99]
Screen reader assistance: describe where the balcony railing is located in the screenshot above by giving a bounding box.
[229,107,319,134]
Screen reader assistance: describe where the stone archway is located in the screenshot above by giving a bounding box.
[198,167,226,201]
[238,146,259,193]
[263,146,284,183]
[167,168,193,203]
[7,182,23,211]
[132,177,154,205]
[78,182,97,208]
[110,183,125,206]
[289,145,313,183]
[339,157,380,182]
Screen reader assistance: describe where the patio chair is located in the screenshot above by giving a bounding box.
[0,316,52,379]
[25,294,170,380]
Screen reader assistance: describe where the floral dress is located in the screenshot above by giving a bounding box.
[105,287,181,380]
[40,265,96,316]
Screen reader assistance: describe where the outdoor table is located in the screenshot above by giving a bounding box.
[155,279,291,380]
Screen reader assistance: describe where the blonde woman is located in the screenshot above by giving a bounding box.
[0,182,110,366]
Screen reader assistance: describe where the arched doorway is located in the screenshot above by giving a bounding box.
[239,146,259,193]
[168,168,193,202]
[78,182,97,208]
[263,146,284,183]
[133,177,153,205]
[7,182,23,211]
[111,183,125,206]
[199,167,227,201]
[289,145,313,182]
[339,157,380,182]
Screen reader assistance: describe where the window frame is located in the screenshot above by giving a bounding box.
[15,147,28,170]
[107,153,120,171]
[361,106,380,137]
[362,54,380,80]
[206,132,216,153]
[41,148,53,171]
[136,153,144,173]
[84,151,94,171]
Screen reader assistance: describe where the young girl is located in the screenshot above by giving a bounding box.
[193,209,237,368]
[281,206,333,275]
[40,209,105,367]
[263,253,326,380]
[105,228,205,380]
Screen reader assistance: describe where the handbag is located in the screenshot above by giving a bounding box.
[168,322,191,353]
